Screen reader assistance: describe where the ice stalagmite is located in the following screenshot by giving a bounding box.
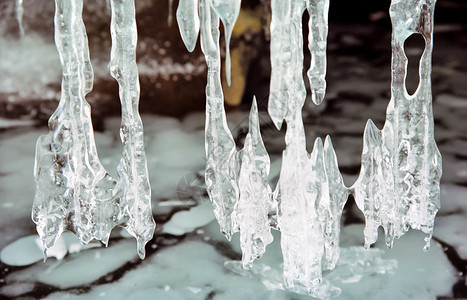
[353,0,441,250]
[237,98,274,269]
[32,0,155,259]
[199,0,239,240]
[269,0,329,129]
[109,0,156,259]
[16,0,24,36]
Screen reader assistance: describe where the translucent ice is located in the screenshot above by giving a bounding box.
[237,98,274,269]
[352,0,441,250]
[199,0,239,240]
[176,0,200,52]
[32,0,155,259]
[16,0,24,37]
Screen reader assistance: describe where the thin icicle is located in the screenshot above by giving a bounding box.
[237,97,274,269]
[211,0,241,86]
[353,0,441,251]
[16,0,24,37]
[168,0,174,27]
[199,0,239,240]
[109,0,156,259]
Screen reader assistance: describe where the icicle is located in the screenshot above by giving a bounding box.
[268,0,329,129]
[16,0,24,37]
[306,0,329,105]
[109,0,156,259]
[176,0,200,52]
[168,0,174,27]
[353,0,441,251]
[237,97,274,269]
[199,0,239,240]
[211,0,241,86]
[32,0,155,259]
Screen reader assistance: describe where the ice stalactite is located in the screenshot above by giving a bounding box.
[352,0,441,251]
[109,0,156,259]
[306,0,329,105]
[198,0,240,240]
[268,0,329,129]
[237,98,274,269]
[211,0,241,86]
[176,0,200,52]
[32,0,155,259]
[15,0,24,37]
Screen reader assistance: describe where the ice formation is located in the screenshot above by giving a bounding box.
[269,0,329,129]
[15,0,24,36]
[177,0,441,297]
[32,0,155,259]
[352,0,441,251]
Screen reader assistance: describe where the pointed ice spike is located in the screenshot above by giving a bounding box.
[199,0,239,240]
[237,97,274,269]
[211,0,241,86]
[306,0,329,105]
[176,0,200,52]
[109,0,156,259]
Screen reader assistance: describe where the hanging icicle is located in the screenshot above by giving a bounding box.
[352,0,441,251]
[15,0,24,37]
[32,0,155,259]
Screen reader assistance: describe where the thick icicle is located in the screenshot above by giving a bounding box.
[16,0,24,37]
[109,0,156,259]
[211,0,241,86]
[353,0,441,250]
[32,0,155,259]
[199,0,239,240]
[306,0,329,105]
[176,0,200,52]
[237,98,274,269]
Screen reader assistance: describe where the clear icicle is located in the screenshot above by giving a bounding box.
[199,0,239,240]
[109,0,156,259]
[32,0,155,259]
[237,97,274,269]
[353,0,441,251]
[268,0,306,129]
[176,0,200,52]
[16,0,24,37]
[306,0,329,105]
[211,0,241,86]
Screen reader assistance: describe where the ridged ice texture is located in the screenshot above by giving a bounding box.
[199,0,239,240]
[32,0,155,259]
[352,0,441,250]
[237,98,274,269]
[16,0,24,36]
[268,0,329,129]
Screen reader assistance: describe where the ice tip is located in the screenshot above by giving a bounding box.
[136,238,148,260]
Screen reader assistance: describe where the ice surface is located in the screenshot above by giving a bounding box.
[32,0,155,259]
[352,0,441,250]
